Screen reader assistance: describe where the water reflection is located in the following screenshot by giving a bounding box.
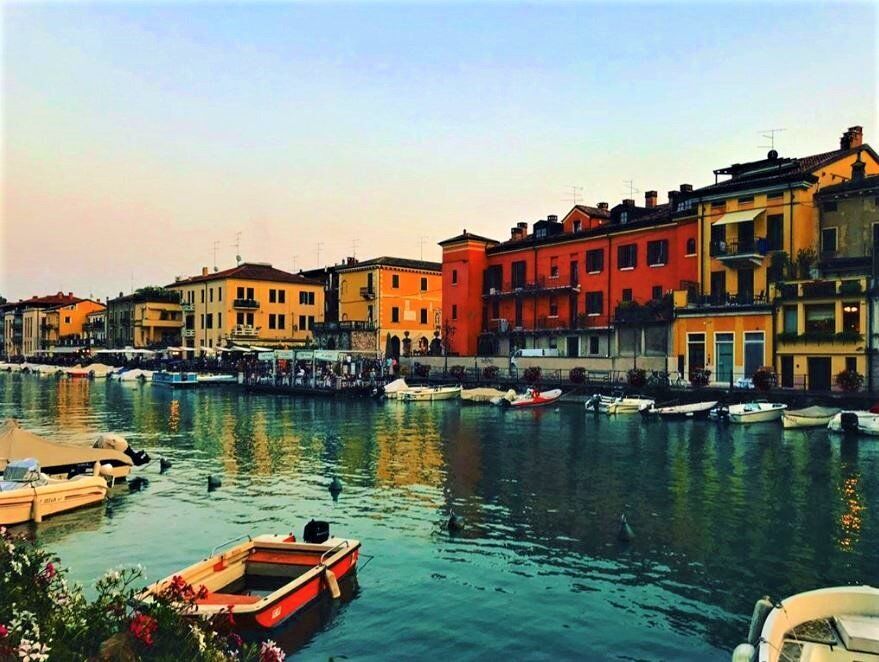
[0,373,877,660]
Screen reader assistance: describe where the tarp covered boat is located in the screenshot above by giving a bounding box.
[461,387,509,404]
[782,405,841,429]
[144,522,361,630]
[828,410,879,436]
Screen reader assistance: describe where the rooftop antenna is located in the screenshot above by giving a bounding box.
[316,242,324,268]
[130,272,134,295]
[232,232,242,265]
[212,240,220,272]
[563,185,584,205]
[623,180,639,198]
[419,236,427,261]
[759,128,786,151]
[292,255,298,272]
[351,239,358,259]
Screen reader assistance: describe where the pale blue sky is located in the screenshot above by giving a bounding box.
[2,1,876,299]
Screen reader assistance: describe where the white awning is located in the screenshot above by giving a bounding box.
[712,209,765,226]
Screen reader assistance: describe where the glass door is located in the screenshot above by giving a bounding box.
[715,332,734,385]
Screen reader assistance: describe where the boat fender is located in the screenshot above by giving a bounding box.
[617,514,634,543]
[747,596,774,647]
[159,458,172,473]
[731,643,756,662]
[840,412,860,433]
[324,568,341,599]
[207,475,222,491]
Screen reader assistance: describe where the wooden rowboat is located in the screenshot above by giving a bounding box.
[145,523,361,630]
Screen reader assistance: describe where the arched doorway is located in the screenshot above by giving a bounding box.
[390,335,401,359]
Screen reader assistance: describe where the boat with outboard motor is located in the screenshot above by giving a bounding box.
[782,405,841,429]
[493,387,563,408]
[712,401,787,424]
[143,520,361,630]
[639,400,718,419]
[827,410,879,436]
[731,585,879,662]
[587,393,654,415]
[400,385,462,402]
[0,458,108,525]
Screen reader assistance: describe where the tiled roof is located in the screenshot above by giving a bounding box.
[336,256,442,272]
[816,173,879,197]
[438,231,499,246]
[572,204,611,219]
[1,293,81,311]
[168,263,324,287]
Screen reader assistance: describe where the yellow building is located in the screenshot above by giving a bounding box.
[672,127,879,384]
[168,262,325,351]
[336,257,442,356]
[106,288,183,349]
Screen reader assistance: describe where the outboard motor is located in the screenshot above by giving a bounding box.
[304,519,330,544]
[93,433,150,466]
[125,447,151,466]
[840,412,860,433]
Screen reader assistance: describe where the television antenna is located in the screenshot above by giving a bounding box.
[316,242,324,268]
[232,232,242,265]
[563,185,584,205]
[419,236,428,261]
[292,255,298,272]
[759,128,786,151]
[351,239,358,259]
[623,179,639,198]
[212,240,220,271]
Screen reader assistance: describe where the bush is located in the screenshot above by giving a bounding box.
[689,368,711,387]
[523,366,541,384]
[752,366,777,392]
[569,367,586,384]
[482,365,499,379]
[835,369,864,392]
[627,368,646,388]
[0,527,279,662]
[448,365,466,380]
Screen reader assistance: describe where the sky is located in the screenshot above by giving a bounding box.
[2,1,876,301]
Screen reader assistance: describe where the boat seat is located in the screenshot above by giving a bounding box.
[196,592,262,606]
[248,550,323,566]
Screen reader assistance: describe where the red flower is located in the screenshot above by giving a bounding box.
[129,613,158,646]
[228,632,243,650]
[42,562,56,581]
[0,624,8,638]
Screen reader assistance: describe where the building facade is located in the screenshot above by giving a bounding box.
[168,262,325,351]
[84,309,107,348]
[106,288,183,349]
[336,257,442,357]
[1,293,84,358]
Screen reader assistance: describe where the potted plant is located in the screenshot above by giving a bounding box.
[449,365,466,380]
[795,247,818,279]
[689,367,711,387]
[835,368,864,392]
[569,367,586,384]
[414,363,431,378]
[483,365,499,379]
[751,366,777,392]
[627,368,646,387]
[523,366,541,384]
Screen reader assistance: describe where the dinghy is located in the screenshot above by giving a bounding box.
[0,458,108,525]
[731,585,879,662]
[400,385,461,402]
[640,401,718,419]
[782,406,841,429]
[503,387,563,409]
[827,411,879,436]
[144,521,361,630]
[724,401,787,424]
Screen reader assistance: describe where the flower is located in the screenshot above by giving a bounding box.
[16,639,50,662]
[128,613,158,646]
[259,639,285,662]
[227,632,243,650]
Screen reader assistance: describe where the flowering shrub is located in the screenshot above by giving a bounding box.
[835,368,864,392]
[0,527,273,661]
[523,366,541,384]
[627,368,646,388]
[482,365,499,379]
[752,366,777,392]
[569,367,586,384]
[449,365,466,380]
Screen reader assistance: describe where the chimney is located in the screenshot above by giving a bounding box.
[668,190,680,205]
[679,184,693,193]
[622,198,635,207]
[511,226,524,240]
[841,125,863,150]
[645,190,658,208]
[597,202,609,210]
[346,256,358,266]
[852,150,866,182]
[517,221,528,236]
[547,214,559,223]
[201,266,209,276]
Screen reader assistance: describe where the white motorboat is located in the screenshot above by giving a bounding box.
[731,585,879,662]
[782,405,841,429]
[640,401,718,419]
[827,410,879,436]
[110,368,153,382]
[724,401,787,424]
[400,386,461,402]
[588,394,654,415]
[197,374,237,384]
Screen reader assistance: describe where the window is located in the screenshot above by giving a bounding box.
[392,274,400,288]
[278,290,285,304]
[217,312,222,328]
[392,307,400,323]
[452,270,458,285]
[588,336,600,355]
[491,300,500,319]
[511,261,527,288]
[201,290,205,303]
[200,314,204,329]
[246,287,254,299]
[246,313,254,326]
[237,286,244,299]
[535,227,547,238]
[299,291,315,305]
[452,304,458,320]
[268,314,276,329]
[767,214,784,251]
[64,316,71,324]
[622,288,633,302]
[420,277,428,291]
[549,296,558,317]
[647,239,669,266]
[805,304,835,333]
[298,315,306,330]
[218,288,222,302]
[822,227,838,253]
[586,291,603,315]
[308,315,314,329]
[209,288,214,302]
[269,289,276,303]
[617,244,637,269]
[744,332,764,377]
[573,220,581,232]
[550,257,559,278]
[686,238,696,255]
[823,201,837,212]
[586,249,604,273]
[278,314,285,329]
[652,286,663,300]
[737,196,754,206]
[236,312,244,325]
[842,302,860,333]
[767,191,784,200]
[783,306,798,334]
[687,333,706,372]
[420,308,428,324]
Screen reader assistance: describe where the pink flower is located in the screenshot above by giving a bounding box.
[42,563,56,580]
[259,640,284,662]
[0,624,8,638]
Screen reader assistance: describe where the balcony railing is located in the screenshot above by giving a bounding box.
[482,314,611,334]
[777,330,863,344]
[231,324,259,337]
[183,329,195,337]
[181,302,194,313]
[233,298,260,309]
[613,297,674,325]
[775,279,864,300]
[681,291,771,309]
[313,320,376,333]
[483,276,581,297]
[359,287,376,300]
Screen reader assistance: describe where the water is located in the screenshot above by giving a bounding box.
[2,373,878,661]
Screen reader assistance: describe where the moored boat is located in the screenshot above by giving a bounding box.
[731,585,879,662]
[725,401,787,424]
[0,458,108,525]
[782,405,841,429]
[589,394,654,415]
[197,374,237,384]
[641,400,718,419]
[503,387,563,409]
[152,371,199,387]
[461,387,508,404]
[401,385,461,402]
[143,521,361,630]
[827,410,879,436]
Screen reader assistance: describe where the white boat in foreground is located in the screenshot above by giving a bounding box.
[731,585,879,662]
[782,405,841,429]
[720,402,787,424]
[827,411,879,436]
[401,386,462,402]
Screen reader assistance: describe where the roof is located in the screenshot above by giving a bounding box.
[0,293,82,313]
[816,173,879,198]
[168,263,324,288]
[336,256,442,272]
[572,204,612,220]
[438,231,499,246]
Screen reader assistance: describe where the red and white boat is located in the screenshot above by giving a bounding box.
[144,521,361,630]
[503,387,563,408]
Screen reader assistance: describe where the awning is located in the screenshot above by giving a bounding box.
[712,209,765,226]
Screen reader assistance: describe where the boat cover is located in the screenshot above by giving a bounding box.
[0,420,133,472]
[787,406,841,418]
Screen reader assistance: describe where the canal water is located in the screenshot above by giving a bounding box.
[1,373,878,661]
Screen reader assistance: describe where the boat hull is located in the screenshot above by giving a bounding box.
[508,389,563,408]
[728,406,786,424]
[649,401,718,419]
[0,476,107,525]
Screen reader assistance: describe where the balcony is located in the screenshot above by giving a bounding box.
[181,302,194,313]
[481,314,611,335]
[677,290,771,313]
[613,297,673,326]
[482,276,581,298]
[313,320,376,333]
[774,279,865,301]
[233,298,260,309]
[710,239,767,267]
[777,330,864,345]
[183,329,195,338]
[231,324,259,337]
[359,287,376,300]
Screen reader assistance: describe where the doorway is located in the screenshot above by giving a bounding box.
[781,356,794,388]
[715,332,734,384]
[566,336,579,357]
[808,357,832,391]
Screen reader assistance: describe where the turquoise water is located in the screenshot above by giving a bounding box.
[2,373,878,661]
